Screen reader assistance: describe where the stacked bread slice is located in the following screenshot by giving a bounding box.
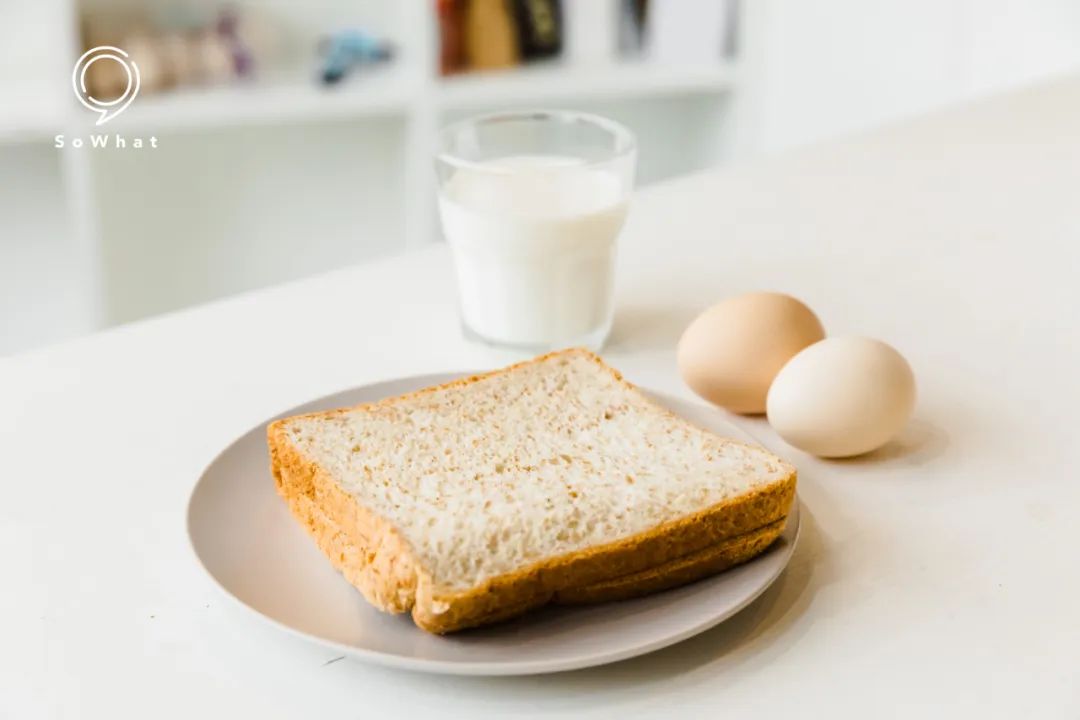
[269,348,796,633]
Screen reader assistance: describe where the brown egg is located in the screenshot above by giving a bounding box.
[677,292,825,414]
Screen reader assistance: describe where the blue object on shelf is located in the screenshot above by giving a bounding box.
[319,30,394,85]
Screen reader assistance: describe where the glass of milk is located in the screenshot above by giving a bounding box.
[436,110,636,352]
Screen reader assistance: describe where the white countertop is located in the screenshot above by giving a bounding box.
[3,78,1079,718]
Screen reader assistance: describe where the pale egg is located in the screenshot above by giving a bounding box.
[766,337,916,458]
[678,292,825,414]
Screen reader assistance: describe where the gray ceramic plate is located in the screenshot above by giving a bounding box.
[187,373,800,676]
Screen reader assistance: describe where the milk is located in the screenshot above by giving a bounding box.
[439,156,628,349]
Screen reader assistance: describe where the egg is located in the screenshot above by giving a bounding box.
[678,292,825,414]
[766,337,916,458]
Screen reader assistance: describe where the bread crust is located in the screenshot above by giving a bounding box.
[268,348,797,633]
[554,518,786,604]
[270,427,418,612]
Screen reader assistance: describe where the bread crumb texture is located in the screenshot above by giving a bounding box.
[272,350,795,605]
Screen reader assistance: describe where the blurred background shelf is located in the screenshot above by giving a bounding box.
[0,73,416,141]
[0,60,735,142]
[436,60,736,108]
[110,71,416,133]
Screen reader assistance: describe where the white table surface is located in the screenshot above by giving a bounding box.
[4,78,1079,719]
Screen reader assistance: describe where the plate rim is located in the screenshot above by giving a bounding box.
[186,372,801,676]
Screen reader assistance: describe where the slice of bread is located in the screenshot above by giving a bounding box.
[269,348,796,633]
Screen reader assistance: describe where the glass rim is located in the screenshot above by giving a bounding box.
[436,109,637,173]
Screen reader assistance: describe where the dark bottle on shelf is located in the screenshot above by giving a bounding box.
[510,0,562,61]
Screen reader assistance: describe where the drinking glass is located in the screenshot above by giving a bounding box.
[436,110,636,352]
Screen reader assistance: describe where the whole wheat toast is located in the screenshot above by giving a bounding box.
[269,349,797,633]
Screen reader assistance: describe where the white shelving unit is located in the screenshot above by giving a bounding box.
[437,60,735,107]
[0,0,743,354]
[1,62,738,142]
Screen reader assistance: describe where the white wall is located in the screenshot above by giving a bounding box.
[739,0,1080,154]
